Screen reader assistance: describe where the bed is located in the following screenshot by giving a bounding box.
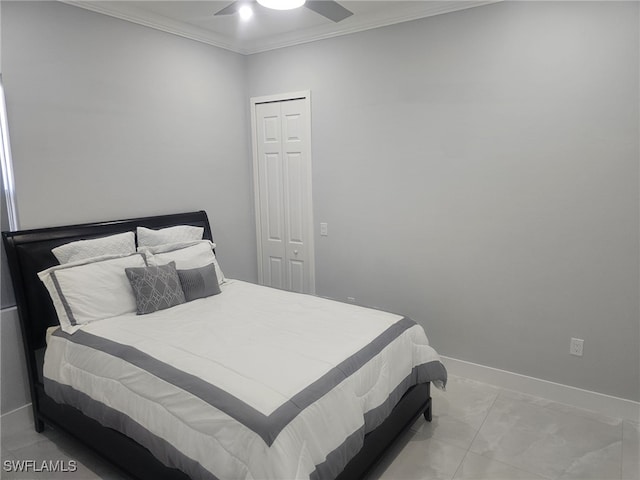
[2,210,447,480]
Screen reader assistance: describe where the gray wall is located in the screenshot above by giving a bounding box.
[2,0,257,283]
[247,1,640,401]
[1,166,26,415]
[1,308,29,415]
[1,0,638,411]
[0,0,258,415]
[1,0,15,309]
[1,168,15,309]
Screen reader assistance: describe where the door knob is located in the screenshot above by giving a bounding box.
[294,250,299,255]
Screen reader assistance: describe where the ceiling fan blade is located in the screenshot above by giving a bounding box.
[214,2,241,16]
[305,1,353,22]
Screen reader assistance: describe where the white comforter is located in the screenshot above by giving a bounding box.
[44,280,446,480]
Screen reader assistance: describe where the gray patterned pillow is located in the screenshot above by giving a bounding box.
[125,262,186,315]
[177,263,221,302]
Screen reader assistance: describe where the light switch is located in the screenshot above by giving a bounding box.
[320,223,328,236]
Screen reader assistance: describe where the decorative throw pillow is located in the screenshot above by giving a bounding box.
[125,262,186,315]
[137,225,204,248]
[52,232,136,264]
[177,263,221,302]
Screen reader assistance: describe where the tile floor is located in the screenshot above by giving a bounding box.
[1,375,638,480]
[367,377,639,480]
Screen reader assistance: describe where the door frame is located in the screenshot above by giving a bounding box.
[250,90,315,293]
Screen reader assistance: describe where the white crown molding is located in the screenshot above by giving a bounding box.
[60,0,244,53]
[243,1,499,54]
[60,0,500,56]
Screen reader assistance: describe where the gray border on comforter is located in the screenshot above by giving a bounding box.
[45,316,448,478]
[45,382,220,480]
[50,317,444,445]
[45,361,445,480]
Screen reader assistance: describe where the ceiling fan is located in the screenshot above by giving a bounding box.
[214,0,354,23]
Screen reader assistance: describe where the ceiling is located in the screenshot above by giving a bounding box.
[62,0,498,55]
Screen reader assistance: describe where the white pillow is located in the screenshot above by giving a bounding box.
[141,241,225,285]
[52,232,135,264]
[38,253,146,334]
[137,225,204,248]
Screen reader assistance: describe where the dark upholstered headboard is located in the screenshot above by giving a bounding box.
[2,210,212,357]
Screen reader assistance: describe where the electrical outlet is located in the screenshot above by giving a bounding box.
[570,338,584,356]
[320,223,328,236]
[347,297,356,303]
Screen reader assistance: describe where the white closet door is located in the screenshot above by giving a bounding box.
[253,94,315,294]
[256,102,286,289]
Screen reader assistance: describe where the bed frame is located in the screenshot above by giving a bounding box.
[3,210,432,480]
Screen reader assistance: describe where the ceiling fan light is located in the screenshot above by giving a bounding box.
[257,0,306,11]
[238,4,253,20]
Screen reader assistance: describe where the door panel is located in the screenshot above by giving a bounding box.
[265,153,283,241]
[269,257,284,289]
[283,113,302,142]
[256,103,286,284]
[285,152,304,244]
[263,115,280,143]
[289,259,304,293]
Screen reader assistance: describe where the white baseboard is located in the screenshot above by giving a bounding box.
[441,355,640,423]
[1,403,34,437]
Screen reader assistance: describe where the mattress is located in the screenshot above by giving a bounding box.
[43,280,447,480]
